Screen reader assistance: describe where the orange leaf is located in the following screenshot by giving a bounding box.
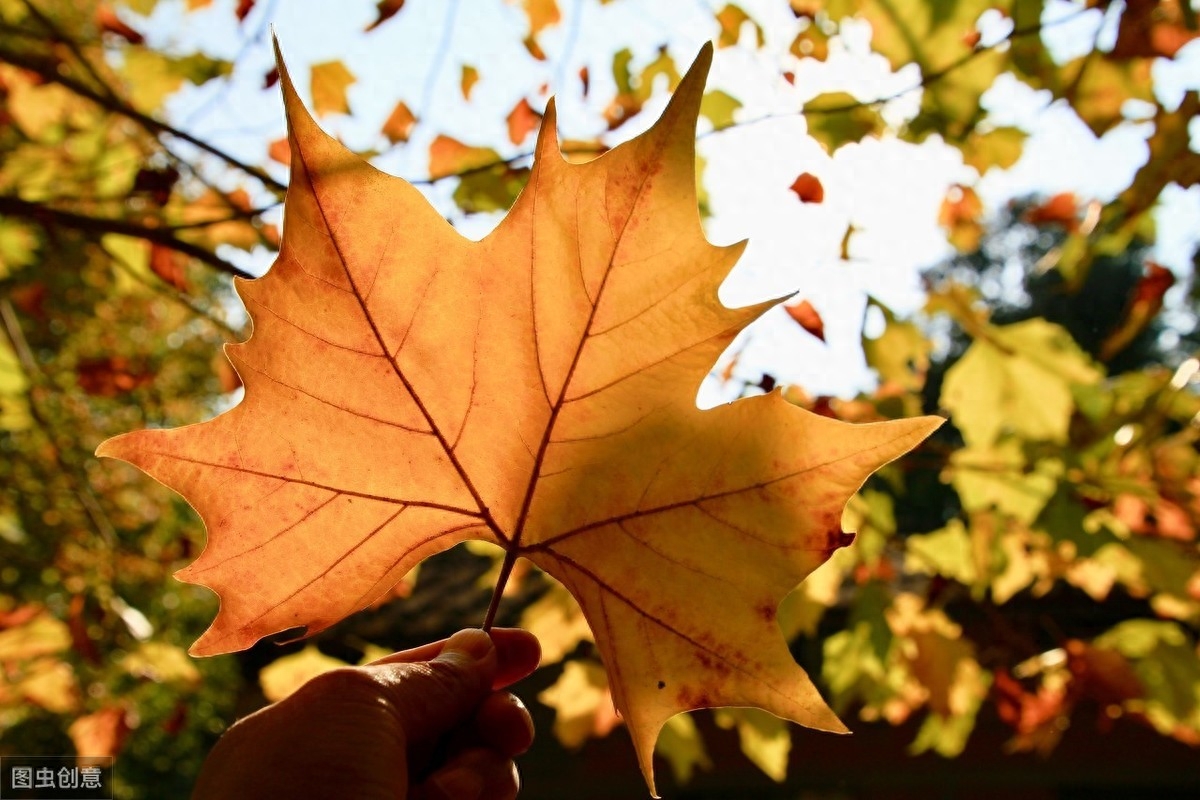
[77,356,152,397]
[784,299,825,342]
[460,65,479,100]
[789,171,824,204]
[523,34,547,60]
[268,136,291,165]
[69,707,130,762]
[150,244,189,291]
[511,0,561,37]
[428,135,498,179]
[1111,0,1199,59]
[381,100,416,144]
[98,40,941,794]
[1099,261,1176,362]
[366,0,405,32]
[939,184,983,252]
[95,5,143,44]
[1025,191,1078,230]
[309,60,355,117]
[506,98,542,145]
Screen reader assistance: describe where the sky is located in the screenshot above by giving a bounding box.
[134,0,1200,404]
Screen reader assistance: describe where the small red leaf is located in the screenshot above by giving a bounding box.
[268,136,291,166]
[95,5,143,44]
[8,283,46,319]
[381,101,416,144]
[366,0,405,32]
[76,357,152,397]
[1025,192,1078,230]
[506,98,542,145]
[131,166,180,207]
[523,35,547,60]
[236,0,255,22]
[150,244,189,291]
[785,299,825,341]
[789,172,824,204]
[263,67,280,90]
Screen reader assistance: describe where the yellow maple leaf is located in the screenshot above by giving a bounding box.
[97,40,941,793]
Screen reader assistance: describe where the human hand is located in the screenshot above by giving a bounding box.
[192,628,541,800]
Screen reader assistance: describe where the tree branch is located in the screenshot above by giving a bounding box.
[0,195,255,280]
[0,47,287,195]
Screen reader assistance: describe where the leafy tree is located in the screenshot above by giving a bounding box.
[0,0,1197,796]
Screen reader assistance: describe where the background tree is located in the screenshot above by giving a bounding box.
[0,1,1197,797]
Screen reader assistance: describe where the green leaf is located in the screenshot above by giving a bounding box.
[861,298,931,390]
[656,713,712,784]
[453,164,531,214]
[1096,620,1200,739]
[121,50,231,112]
[1062,56,1155,137]
[259,646,348,702]
[713,708,791,782]
[0,219,38,277]
[6,82,78,142]
[906,49,1007,144]
[715,4,764,48]
[949,440,1060,524]
[804,92,885,152]
[941,319,1103,447]
[538,659,614,750]
[1035,484,1115,558]
[611,47,635,95]
[826,0,991,74]
[909,667,991,757]
[699,90,741,130]
[1008,0,1052,83]
[638,48,680,98]
[0,337,31,432]
[905,519,978,586]
[960,126,1027,173]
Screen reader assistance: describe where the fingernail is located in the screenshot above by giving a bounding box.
[430,767,483,800]
[440,628,494,663]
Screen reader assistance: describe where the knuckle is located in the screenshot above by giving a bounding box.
[297,666,381,702]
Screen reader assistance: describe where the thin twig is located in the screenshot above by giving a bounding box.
[0,195,255,280]
[19,0,121,104]
[0,46,286,194]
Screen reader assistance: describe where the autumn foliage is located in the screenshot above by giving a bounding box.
[1,1,1198,798]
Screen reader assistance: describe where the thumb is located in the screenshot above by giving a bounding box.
[375,629,498,745]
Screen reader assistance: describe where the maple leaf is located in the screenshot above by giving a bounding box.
[97,40,941,793]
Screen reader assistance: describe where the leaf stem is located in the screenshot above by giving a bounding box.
[481,548,519,632]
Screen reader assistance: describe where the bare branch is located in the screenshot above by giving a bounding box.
[0,47,287,194]
[0,195,255,280]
